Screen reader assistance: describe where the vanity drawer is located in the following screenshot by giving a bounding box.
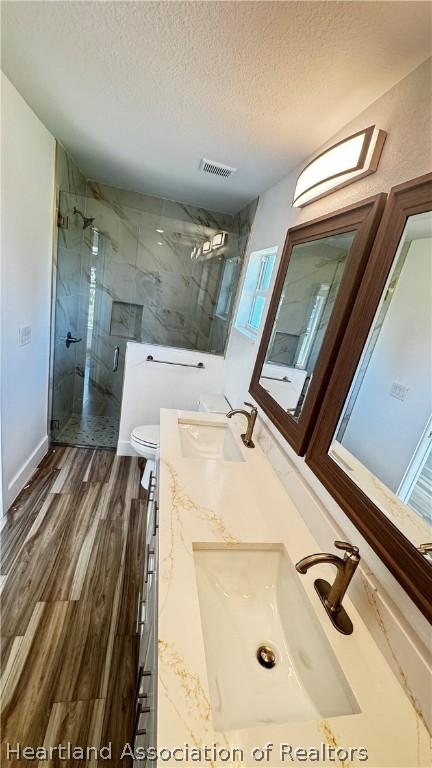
[134,666,156,766]
[133,733,146,768]
[146,499,159,541]
[143,541,156,602]
[134,462,158,768]
[145,616,155,669]
[146,502,158,547]
[136,574,153,638]
[137,665,152,700]
[147,468,159,532]
[138,566,157,662]
[133,704,151,768]
[140,602,156,663]
[142,539,156,598]
[135,701,151,737]
[138,613,151,668]
[146,498,155,543]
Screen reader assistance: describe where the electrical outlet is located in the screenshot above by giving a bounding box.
[19,325,31,346]
[389,381,409,401]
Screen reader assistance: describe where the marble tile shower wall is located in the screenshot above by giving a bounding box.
[53,171,257,425]
[86,181,254,345]
[80,183,255,415]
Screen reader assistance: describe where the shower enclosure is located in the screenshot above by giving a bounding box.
[52,193,122,447]
[51,189,246,449]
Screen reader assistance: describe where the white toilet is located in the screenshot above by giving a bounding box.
[130,424,160,489]
[130,392,229,488]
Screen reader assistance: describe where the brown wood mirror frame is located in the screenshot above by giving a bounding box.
[306,173,432,622]
[249,194,386,455]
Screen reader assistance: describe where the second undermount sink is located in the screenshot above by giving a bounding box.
[193,544,360,731]
[178,419,244,462]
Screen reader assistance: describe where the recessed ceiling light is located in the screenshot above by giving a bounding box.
[157,241,163,246]
[156,228,164,233]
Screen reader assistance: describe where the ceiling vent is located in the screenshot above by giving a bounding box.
[199,158,237,179]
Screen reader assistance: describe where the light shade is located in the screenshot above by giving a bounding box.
[212,232,226,249]
[202,240,212,254]
[293,126,386,207]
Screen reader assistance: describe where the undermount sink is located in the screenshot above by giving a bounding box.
[193,544,360,731]
[178,419,244,462]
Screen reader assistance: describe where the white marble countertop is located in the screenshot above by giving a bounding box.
[157,409,430,767]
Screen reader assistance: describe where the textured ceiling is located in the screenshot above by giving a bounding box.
[1,1,431,213]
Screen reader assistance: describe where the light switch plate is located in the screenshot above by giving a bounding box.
[389,381,409,401]
[19,325,31,346]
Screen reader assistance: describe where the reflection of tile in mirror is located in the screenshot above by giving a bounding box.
[263,230,356,420]
[268,332,299,365]
[268,232,356,374]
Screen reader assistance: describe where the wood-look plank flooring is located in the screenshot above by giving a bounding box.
[0,447,146,766]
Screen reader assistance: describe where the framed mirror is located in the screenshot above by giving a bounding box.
[307,174,432,621]
[249,195,386,454]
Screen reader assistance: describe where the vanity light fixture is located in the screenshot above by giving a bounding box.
[191,234,225,261]
[293,126,387,207]
[211,232,226,249]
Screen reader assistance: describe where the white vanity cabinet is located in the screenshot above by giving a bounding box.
[134,468,159,767]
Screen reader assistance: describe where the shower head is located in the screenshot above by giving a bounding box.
[73,207,95,230]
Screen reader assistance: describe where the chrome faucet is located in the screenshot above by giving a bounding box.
[296,541,360,635]
[226,401,258,448]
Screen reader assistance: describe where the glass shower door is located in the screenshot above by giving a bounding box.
[51,192,127,448]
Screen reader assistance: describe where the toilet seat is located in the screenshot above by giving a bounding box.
[130,425,160,490]
[130,425,160,450]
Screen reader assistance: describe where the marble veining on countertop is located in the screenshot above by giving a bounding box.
[157,409,431,767]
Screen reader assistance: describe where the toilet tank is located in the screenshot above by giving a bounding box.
[197,392,229,413]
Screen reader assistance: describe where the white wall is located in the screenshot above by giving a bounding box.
[1,73,55,511]
[223,59,432,725]
[118,342,225,454]
[342,237,432,491]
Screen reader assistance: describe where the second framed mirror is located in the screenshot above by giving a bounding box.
[249,194,386,454]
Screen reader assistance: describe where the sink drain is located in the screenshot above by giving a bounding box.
[256,645,276,669]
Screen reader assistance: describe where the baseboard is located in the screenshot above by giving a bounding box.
[5,435,49,511]
[116,439,137,457]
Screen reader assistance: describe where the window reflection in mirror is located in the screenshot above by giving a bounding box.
[259,231,356,419]
[330,211,432,547]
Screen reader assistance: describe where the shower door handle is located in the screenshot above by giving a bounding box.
[113,346,120,372]
[62,331,82,348]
